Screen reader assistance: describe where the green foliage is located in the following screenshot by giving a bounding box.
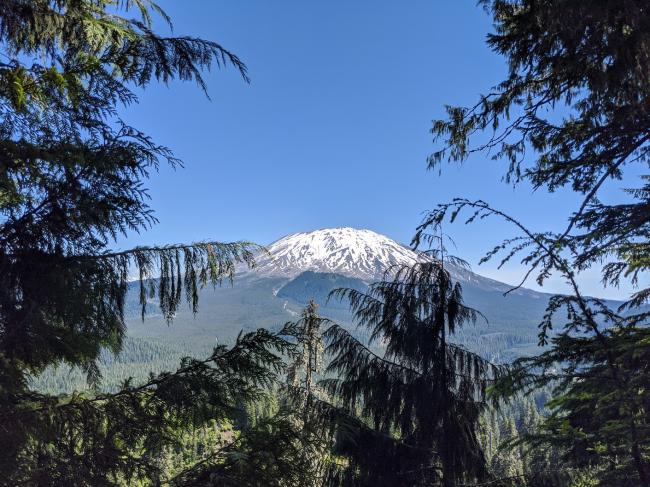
[0,0,257,383]
[428,0,650,309]
[29,336,189,394]
[0,328,293,486]
[498,326,650,486]
[282,300,331,397]
[420,1,650,485]
[322,262,503,486]
[0,1,284,485]
[277,302,344,486]
[0,0,248,112]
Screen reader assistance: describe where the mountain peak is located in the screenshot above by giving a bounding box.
[251,227,419,280]
[241,227,541,297]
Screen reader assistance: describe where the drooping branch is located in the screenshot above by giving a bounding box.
[94,240,263,320]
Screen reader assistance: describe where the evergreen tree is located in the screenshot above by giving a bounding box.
[0,0,253,379]
[283,300,328,399]
[166,299,345,487]
[490,416,524,485]
[417,1,650,485]
[0,2,298,485]
[167,411,323,487]
[279,301,339,486]
[1,328,294,485]
[323,259,502,486]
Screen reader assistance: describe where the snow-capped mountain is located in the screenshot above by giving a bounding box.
[126,227,555,365]
[248,227,420,281]
[243,227,541,296]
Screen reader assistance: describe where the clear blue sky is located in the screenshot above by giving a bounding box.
[116,0,636,299]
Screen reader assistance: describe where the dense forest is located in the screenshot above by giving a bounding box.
[1,1,648,486]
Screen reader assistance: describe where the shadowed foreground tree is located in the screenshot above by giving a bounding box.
[167,414,312,487]
[0,0,254,377]
[0,1,299,485]
[418,203,650,486]
[170,302,342,487]
[275,301,343,487]
[2,329,294,486]
[323,260,502,486]
[419,1,650,485]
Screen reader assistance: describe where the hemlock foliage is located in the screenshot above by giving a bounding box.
[418,1,650,485]
[0,1,273,485]
[321,261,502,486]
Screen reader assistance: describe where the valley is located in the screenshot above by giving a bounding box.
[34,227,552,393]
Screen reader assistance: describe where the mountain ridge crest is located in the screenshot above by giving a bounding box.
[241,227,539,297]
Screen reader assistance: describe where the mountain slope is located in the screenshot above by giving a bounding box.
[245,227,544,298]
[131,227,554,352]
[276,271,368,309]
[40,227,557,393]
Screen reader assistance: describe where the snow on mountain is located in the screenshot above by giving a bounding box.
[249,227,419,281]
[241,227,541,296]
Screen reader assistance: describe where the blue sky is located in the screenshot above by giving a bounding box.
[116,1,636,299]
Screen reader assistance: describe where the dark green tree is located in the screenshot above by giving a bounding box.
[283,300,328,398]
[0,0,253,378]
[168,300,344,487]
[323,259,502,486]
[167,410,324,487]
[277,301,341,486]
[2,328,295,486]
[489,416,523,484]
[429,0,649,297]
[418,1,650,485]
[0,1,298,485]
